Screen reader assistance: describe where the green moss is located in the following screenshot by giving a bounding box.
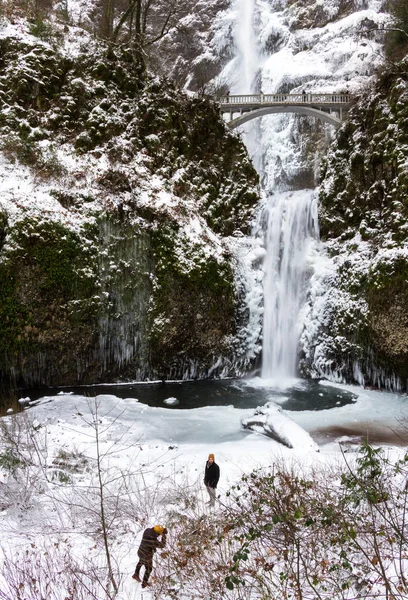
[363,258,408,377]
[0,217,99,384]
[0,265,30,357]
[28,19,60,42]
[10,218,96,298]
[366,257,408,298]
[149,224,236,374]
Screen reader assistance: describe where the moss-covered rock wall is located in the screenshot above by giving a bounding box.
[301,60,408,390]
[0,22,260,389]
[0,218,100,386]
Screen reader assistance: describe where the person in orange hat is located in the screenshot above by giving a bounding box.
[204,453,220,507]
[132,525,167,588]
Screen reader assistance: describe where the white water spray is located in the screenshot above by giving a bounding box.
[261,191,319,380]
[232,0,264,171]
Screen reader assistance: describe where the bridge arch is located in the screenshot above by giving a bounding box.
[227,105,343,130]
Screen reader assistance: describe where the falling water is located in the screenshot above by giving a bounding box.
[230,1,320,381]
[233,0,259,94]
[261,190,319,380]
[232,0,264,172]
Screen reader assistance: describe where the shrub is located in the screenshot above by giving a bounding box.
[156,448,408,599]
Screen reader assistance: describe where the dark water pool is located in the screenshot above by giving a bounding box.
[5,378,357,415]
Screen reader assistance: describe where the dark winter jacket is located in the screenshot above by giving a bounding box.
[137,528,167,562]
[204,461,220,488]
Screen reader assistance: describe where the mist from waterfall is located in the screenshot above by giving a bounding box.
[261,191,319,380]
[231,0,263,170]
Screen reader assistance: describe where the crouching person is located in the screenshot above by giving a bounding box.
[132,525,168,588]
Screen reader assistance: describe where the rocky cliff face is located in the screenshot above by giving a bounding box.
[0,22,260,388]
[300,61,408,390]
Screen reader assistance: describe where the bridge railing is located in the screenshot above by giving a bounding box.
[218,93,351,105]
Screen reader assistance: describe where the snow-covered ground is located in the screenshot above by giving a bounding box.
[1,380,407,599]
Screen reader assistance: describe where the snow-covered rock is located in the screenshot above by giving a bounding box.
[242,402,319,451]
[163,397,179,406]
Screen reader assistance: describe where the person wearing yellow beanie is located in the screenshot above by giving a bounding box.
[204,453,220,508]
[132,524,167,588]
[153,525,165,535]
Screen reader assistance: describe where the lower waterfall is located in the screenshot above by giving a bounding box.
[261,190,319,380]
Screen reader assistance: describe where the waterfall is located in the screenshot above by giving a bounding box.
[261,191,319,380]
[233,0,259,94]
[226,1,322,381]
[231,0,263,170]
[213,0,389,386]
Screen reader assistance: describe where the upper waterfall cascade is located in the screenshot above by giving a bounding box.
[232,0,259,95]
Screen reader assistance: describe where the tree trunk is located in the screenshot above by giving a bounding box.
[100,0,115,39]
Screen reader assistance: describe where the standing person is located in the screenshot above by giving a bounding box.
[132,525,167,588]
[204,453,220,507]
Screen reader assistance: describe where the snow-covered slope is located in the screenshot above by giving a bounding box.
[1,385,407,599]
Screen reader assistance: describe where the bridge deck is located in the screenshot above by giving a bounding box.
[218,93,351,112]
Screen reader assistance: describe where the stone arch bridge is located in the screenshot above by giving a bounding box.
[217,93,352,129]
